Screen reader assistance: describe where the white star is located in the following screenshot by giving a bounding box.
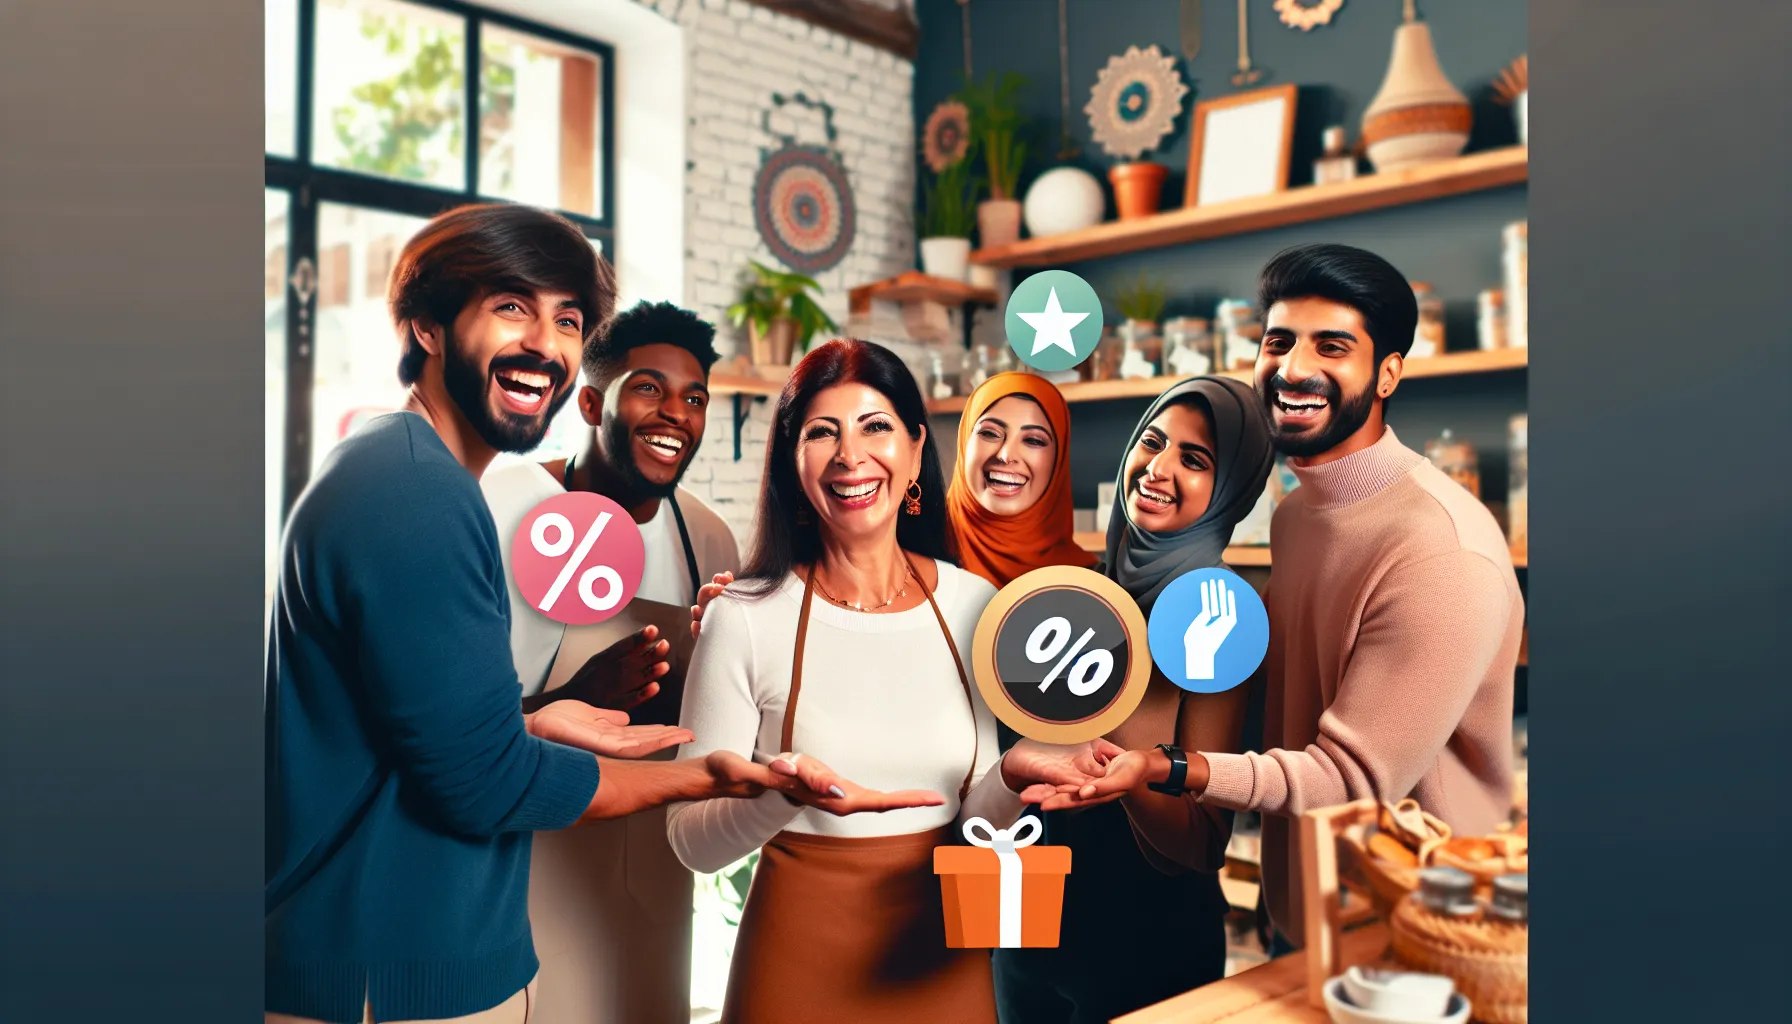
[1018,287,1089,357]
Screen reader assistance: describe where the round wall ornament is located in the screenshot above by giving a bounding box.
[1275,0,1345,31]
[1083,45,1189,160]
[752,93,856,275]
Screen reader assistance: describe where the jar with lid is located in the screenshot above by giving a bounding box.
[1487,873,1527,924]
[1410,283,1446,359]
[1215,299,1262,371]
[1414,866,1480,918]
[1477,289,1507,351]
[963,341,996,393]
[1425,428,1481,498]
[1163,317,1213,377]
[1313,125,1357,185]
[1502,221,1528,349]
[1117,319,1162,380]
[1084,328,1124,381]
[924,351,955,401]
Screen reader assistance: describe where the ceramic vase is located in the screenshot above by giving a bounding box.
[976,198,1023,249]
[1361,20,1472,171]
[1108,162,1168,220]
[919,237,972,282]
[1023,166,1105,237]
[750,317,799,367]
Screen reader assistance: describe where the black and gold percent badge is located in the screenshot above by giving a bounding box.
[972,566,1151,745]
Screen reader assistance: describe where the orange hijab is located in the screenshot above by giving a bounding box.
[945,372,1098,589]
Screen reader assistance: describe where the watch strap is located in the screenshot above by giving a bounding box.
[1147,743,1189,796]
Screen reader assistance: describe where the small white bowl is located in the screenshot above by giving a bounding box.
[1323,975,1471,1024]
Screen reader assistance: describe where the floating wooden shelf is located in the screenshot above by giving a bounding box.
[926,347,1526,414]
[970,147,1528,268]
[708,373,785,398]
[847,271,998,315]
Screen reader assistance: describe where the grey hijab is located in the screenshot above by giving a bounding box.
[1102,376,1275,615]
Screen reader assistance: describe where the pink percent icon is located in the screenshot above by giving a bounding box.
[509,491,646,626]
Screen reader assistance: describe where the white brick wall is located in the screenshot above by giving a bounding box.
[631,0,921,551]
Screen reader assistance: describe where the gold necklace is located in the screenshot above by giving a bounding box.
[811,560,914,613]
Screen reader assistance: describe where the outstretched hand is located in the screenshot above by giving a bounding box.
[765,751,947,816]
[1018,747,1163,812]
[1000,737,1125,795]
[524,625,670,713]
[690,572,735,640]
[525,700,693,759]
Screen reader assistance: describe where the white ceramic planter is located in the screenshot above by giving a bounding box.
[1516,90,1528,145]
[919,237,971,283]
[1023,166,1105,238]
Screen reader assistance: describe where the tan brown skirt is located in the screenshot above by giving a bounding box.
[720,826,995,1024]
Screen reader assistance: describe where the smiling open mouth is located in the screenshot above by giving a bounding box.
[638,432,687,463]
[1273,390,1328,420]
[494,368,553,409]
[826,479,882,507]
[1134,482,1175,510]
[985,470,1027,494]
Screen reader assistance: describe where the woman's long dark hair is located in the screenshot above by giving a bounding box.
[738,338,955,594]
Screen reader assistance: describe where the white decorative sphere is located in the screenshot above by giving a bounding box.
[1023,166,1106,238]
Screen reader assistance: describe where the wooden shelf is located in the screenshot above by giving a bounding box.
[1072,532,1525,570]
[970,147,1528,268]
[925,347,1525,414]
[847,271,998,315]
[708,373,785,397]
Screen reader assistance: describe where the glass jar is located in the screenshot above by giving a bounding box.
[1410,283,1446,359]
[1502,221,1528,349]
[1425,428,1481,498]
[963,342,995,393]
[1477,289,1507,351]
[1487,873,1528,923]
[1414,866,1480,918]
[1507,413,1528,557]
[1117,319,1162,380]
[1085,328,1123,381]
[925,351,954,401]
[1215,299,1262,371]
[1163,317,1214,377]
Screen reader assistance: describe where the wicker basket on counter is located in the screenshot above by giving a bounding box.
[1390,894,1528,1024]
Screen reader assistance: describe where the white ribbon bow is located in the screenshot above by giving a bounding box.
[962,815,1043,947]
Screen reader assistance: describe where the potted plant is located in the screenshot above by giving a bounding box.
[919,148,981,283]
[726,260,840,369]
[961,71,1030,250]
[1114,273,1168,379]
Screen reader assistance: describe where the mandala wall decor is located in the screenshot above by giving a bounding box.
[1084,45,1189,161]
[1276,0,1345,31]
[752,93,856,275]
[922,100,971,172]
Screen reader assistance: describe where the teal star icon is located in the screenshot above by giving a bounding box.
[1005,270,1104,372]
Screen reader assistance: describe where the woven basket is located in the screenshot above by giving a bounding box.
[1339,801,1453,920]
[1390,895,1528,1024]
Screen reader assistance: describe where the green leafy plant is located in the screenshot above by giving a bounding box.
[921,148,982,239]
[1115,274,1168,324]
[726,261,839,351]
[961,71,1030,201]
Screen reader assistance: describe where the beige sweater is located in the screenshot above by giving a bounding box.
[1199,427,1521,946]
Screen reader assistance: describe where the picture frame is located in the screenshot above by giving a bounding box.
[1184,83,1299,208]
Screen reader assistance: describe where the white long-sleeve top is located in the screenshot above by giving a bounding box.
[666,560,1027,873]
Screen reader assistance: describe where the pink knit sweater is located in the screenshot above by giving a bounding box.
[1199,427,1521,947]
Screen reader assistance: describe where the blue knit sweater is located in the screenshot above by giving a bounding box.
[265,413,601,1022]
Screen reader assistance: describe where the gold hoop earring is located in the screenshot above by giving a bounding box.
[903,480,923,516]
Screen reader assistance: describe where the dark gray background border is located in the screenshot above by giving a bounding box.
[1,1,1788,1021]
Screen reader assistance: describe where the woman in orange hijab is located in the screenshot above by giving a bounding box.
[945,372,1097,589]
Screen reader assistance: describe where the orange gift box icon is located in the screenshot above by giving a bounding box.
[933,815,1071,948]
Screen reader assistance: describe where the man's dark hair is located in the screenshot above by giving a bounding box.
[388,203,615,385]
[1256,243,1417,368]
[582,300,721,390]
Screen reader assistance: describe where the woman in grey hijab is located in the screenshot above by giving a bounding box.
[992,376,1274,1024]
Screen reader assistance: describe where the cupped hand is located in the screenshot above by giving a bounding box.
[561,625,671,711]
[690,572,735,640]
[1000,737,1126,793]
[525,699,693,759]
[765,751,946,816]
[1019,747,1158,811]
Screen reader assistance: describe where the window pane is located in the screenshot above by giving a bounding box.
[266,0,299,155]
[479,24,604,218]
[266,189,290,618]
[313,0,467,189]
[311,203,431,475]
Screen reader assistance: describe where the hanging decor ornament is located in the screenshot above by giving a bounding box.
[1275,0,1345,31]
[753,92,857,275]
[1023,0,1104,239]
[1084,45,1189,160]
[1360,0,1471,171]
[922,100,972,173]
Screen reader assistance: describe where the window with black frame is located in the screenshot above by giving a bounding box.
[265,0,616,606]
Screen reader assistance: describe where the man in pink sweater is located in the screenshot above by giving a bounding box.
[1055,244,1521,951]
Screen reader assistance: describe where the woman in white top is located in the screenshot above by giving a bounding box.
[668,339,1116,1024]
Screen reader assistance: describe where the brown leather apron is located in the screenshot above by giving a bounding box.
[718,561,996,1024]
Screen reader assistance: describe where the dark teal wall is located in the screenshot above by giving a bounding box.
[913,0,1530,508]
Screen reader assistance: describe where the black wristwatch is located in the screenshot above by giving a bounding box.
[1146,743,1190,796]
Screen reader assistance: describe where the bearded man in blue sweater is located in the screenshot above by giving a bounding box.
[265,205,930,1024]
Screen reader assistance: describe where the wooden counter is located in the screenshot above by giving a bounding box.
[1113,923,1392,1024]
